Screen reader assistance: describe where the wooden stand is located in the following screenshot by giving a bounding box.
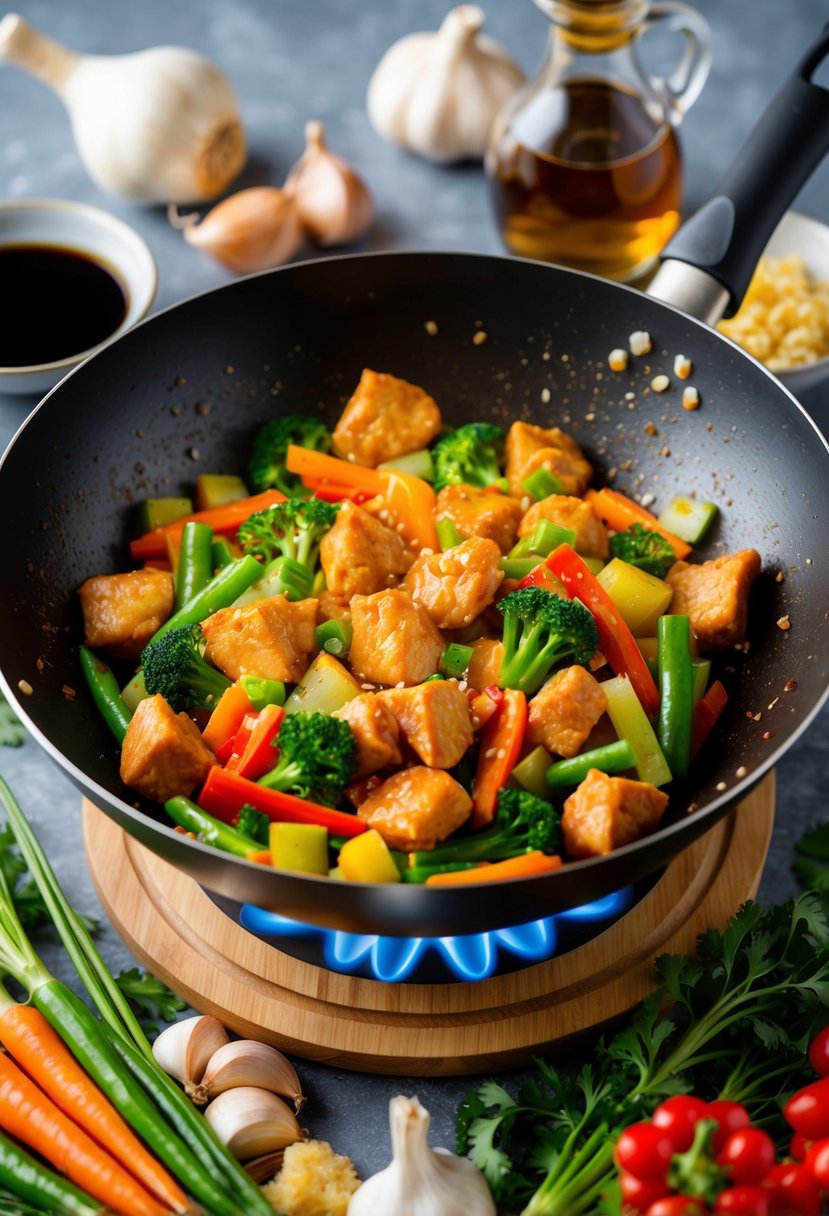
[83,778,774,1077]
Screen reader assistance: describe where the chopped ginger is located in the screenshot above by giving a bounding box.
[262,1140,361,1216]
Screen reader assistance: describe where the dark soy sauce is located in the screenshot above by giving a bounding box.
[0,244,127,366]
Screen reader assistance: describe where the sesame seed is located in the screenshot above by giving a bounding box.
[472,330,488,346]
[777,615,791,631]
[18,680,33,696]
[735,765,747,778]
[541,387,551,404]
[716,781,727,791]
[640,492,655,508]
[424,320,438,336]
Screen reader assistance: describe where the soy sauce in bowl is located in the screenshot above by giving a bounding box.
[0,244,127,368]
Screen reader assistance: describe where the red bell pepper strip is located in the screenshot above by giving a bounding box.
[226,704,285,781]
[544,543,660,719]
[517,562,567,593]
[471,688,527,829]
[311,484,374,504]
[690,679,728,758]
[129,489,286,561]
[199,766,366,838]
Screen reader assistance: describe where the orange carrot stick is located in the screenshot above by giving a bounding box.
[0,1051,170,1216]
[201,681,252,753]
[471,688,527,829]
[585,487,692,560]
[129,489,286,560]
[425,851,563,885]
[285,445,385,495]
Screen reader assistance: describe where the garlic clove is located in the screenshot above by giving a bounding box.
[204,1086,305,1161]
[170,187,303,275]
[366,5,525,164]
[286,120,374,247]
[243,1150,285,1184]
[194,1038,304,1111]
[151,1014,230,1094]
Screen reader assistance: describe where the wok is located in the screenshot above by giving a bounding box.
[1,30,829,937]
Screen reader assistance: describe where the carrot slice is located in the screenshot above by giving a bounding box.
[286,445,385,495]
[586,487,692,560]
[471,688,527,829]
[425,851,563,885]
[129,489,286,560]
[202,681,253,754]
[247,849,274,866]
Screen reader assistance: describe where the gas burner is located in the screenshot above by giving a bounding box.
[239,886,634,983]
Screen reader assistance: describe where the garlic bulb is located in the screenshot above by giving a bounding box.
[151,1014,230,1098]
[195,1039,304,1111]
[347,1095,496,1216]
[170,187,302,274]
[286,120,374,246]
[366,5,524,164]
[0,12,246,202]
[204,1086,305,1161]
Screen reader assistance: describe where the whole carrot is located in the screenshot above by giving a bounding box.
[0,1051,170,1216]
[0,998,188,1213]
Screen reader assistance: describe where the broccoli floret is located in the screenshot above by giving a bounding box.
[432,423,504,491]
[609,523,676,579]
[237,499,339,599]
[247,414,331,497]
[497,586,599,695]
[258,711,356,807]
[411,787,560,868]
[235,804,270,846]
[142,623,231,712]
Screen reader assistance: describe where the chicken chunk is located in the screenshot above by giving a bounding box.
[562,768,668,858]
[78,569,174,661]
[333,693,402,778]
[331,369,442,466]
[519,494,609,559]
[349,590,443,687]
[379,680,473,769]
[201,596,318,683]
[120,694,214,802]
[466,637,505,692]
[316,590,351,623]
[527,665,608,757]
[666,549,762,651]
[435,484,523,554]
[403,536,503,629]
[505,421,593,498]
[320,500,412,598]
[357,767,473,852]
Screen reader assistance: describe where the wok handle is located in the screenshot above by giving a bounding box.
[648,22,829,324]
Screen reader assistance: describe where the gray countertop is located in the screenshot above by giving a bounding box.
[1,0,828,1184]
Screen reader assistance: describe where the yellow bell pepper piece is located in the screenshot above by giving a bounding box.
[338,829,401,883]
[596,558,673,636]
[269,823,329,875]
[284,652,361,716]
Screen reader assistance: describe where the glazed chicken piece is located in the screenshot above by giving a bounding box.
[379,680,473,769]
[357,766,473,852]
[403,536,503,629]
[331,368,442,466]
[201,596,318,683]
[518,493,609,559]
[120,694,214,802]
[348,589,443,687]
[78,568,174,661]
[505,420,593,498]
[333,693,402,778]
[320,500,412,598]
[527,665,608,757]
[434,483,523,553]
[466,637,505,692]
[562,768,668,858]
[666,549,762,651]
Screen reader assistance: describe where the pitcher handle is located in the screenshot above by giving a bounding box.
[635,1,713,124]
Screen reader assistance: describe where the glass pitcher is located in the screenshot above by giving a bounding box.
[486,0,712,282]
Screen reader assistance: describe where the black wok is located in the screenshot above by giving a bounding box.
[1,31,829,937]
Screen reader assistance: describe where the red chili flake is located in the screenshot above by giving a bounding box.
[644,422,658,436]
[762,730,774,741]
[784,679,797,692]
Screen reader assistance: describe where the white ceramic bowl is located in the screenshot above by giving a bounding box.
[0,198,157,396]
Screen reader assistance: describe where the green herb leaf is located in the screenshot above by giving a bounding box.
[114,966,188,1036]
[0,692,25,748]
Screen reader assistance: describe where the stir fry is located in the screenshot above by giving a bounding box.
[77,368,761,885]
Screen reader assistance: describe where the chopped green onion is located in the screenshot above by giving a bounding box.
[521,467,565,501]
[378,449,435,481]
[657,496,718,544]
[692,659,711,704]
[422,673,445,683]
[436,517,464,550]
[240,676,286,710]
[511,746,554,799]
[120,669,148,713]
[439,643,474,678]
[210,537,235,570]
[602,674,672,786]
[316,619,353,657]
[499,557,540,580]
[546,739,637,788]
[657,614,694,779]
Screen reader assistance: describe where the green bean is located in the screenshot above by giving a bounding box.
[77,647,131,743]
[657,613,694,779]
[165,795,260,857]
[435,517,464,550]
[439,642,473,678]
[315,619,353,657]
[0,1129,101,1215]
[149,554,262,643]
[175,521,214,610]
[499,556,539,580]
[211,536,236,570]
[546,739,636,789]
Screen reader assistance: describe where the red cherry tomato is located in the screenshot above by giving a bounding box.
[615,1122,675,1181]
[790,1134,812,1162]
[763,1162,821,1216]
[717,1128,776,1185]
[803,1137,829,1189]
[652,1095,710,1152]
[645,1198,707,1216]
[784,1077,829,1140]
[714,1185,769,1215]
[618,1170,671,1213]
[708,1100,752,1154]
[807,1025,829,1077]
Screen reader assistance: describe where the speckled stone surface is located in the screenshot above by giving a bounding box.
[0,0,828,1178]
